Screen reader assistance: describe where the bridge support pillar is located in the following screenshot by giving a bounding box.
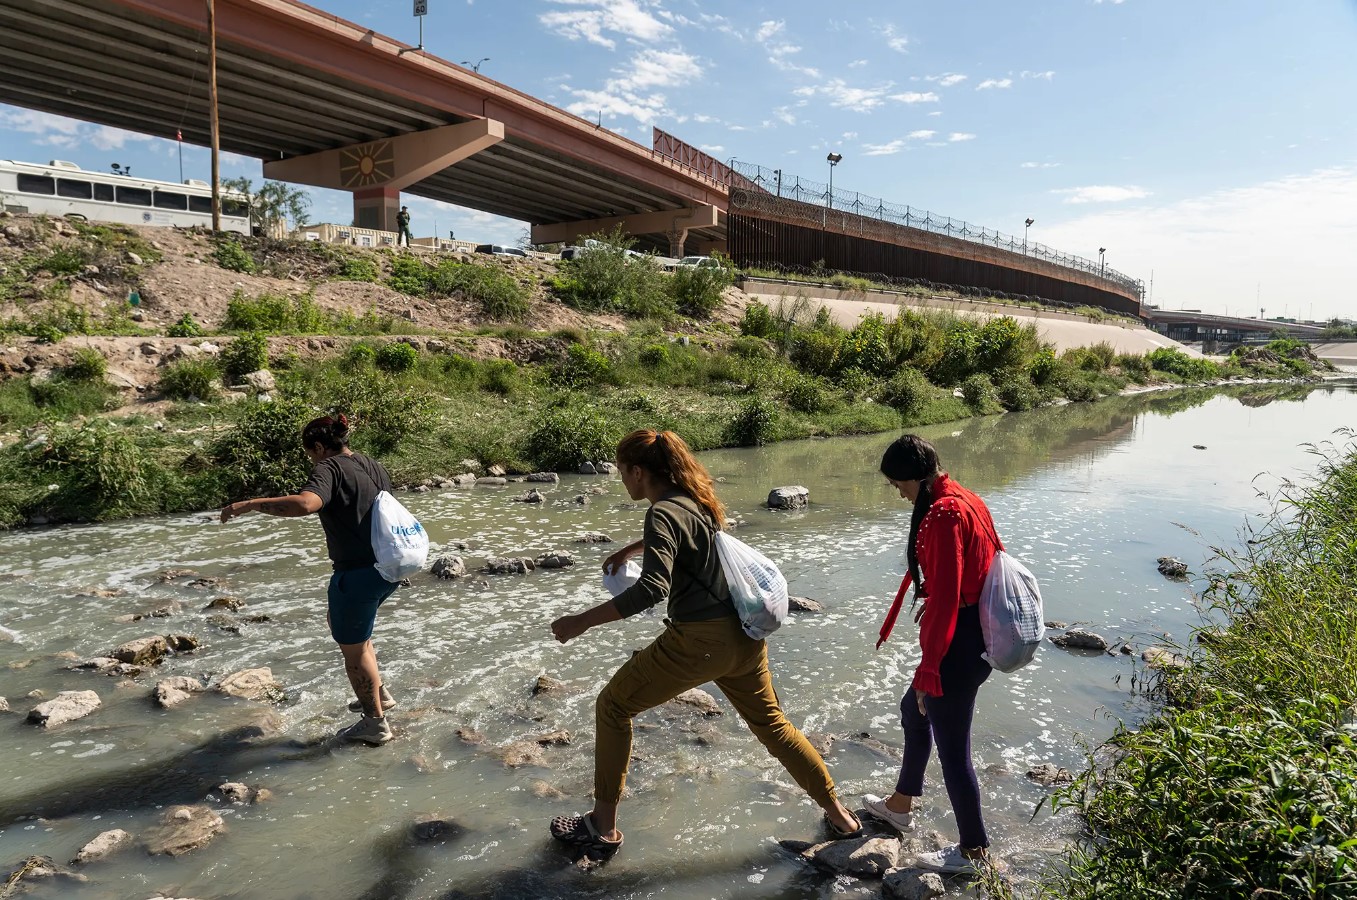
[263,119,506,232]
[532,205,722,253]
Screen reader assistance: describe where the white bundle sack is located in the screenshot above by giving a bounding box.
[602,559,643,598]
[714,532,788,640]
[369,490,429,583]
[978,549,1045,673]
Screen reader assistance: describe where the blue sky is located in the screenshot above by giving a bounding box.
[2,0,1355,319]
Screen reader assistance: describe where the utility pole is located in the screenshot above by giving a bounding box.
[207,0,221,232]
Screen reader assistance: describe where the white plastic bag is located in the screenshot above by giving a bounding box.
[978,549,1044,673]
[602,559,643,598]
[714,532,788,640]
[369,490,429,583]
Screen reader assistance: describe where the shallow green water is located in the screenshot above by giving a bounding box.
[0,381,1352,899]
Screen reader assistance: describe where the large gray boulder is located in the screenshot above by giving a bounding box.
[28,690,101,728]
[669,688,722,717]
[534,552,574,570]
[1051,629,1109,652]
[883,866,946,899]
[768,486,810,510]
[526,472,560,484]
[801,835,903,878]
[71,829,134,865]
[153,676,205,709]
[144,805,225,856]
[481,557,535,576]
[1157,556,1189,579]
[242,370,276,392]
[214,668,283,702]
[431,556,467,579]
[110,635,170,666]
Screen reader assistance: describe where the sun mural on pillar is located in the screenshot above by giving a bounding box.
[339,141,396,188]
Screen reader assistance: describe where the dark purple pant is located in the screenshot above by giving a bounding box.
[896,604,992,848]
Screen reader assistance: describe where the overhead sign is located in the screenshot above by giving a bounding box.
[413,0,427,16]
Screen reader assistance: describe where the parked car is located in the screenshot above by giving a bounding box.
[677,255,724,269]
[475,244,529,258]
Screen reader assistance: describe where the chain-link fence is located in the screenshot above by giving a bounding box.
[724,159,1142,298]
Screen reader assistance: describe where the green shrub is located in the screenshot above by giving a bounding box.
[1147,347,1220,382]
[670,257,735,318]
[879,367,931,415]
[386,254,430,296]
[223,290,325,334]
[784,375,828,414]
[725,396,777,447]
[638,343,670,367]
[552,326,586,345]
[345,342,378,368]
[37,246,89,276]
[931,323,979,385]
[64,347,107,382]
[336,256,381,282]
[326,371,432,455]
[557,343,613,386]
[1115,352,1152,382]
[740,301,780,340]
[975,317,1028,372]
[220,332,269,383]
[159,359,220,401]
[522,403,616,471]
[480,359,521,395]
[375,341,418,373]
[1028,347,1057,385]
[837,313,893,376]
[430,261,530,321]
[994,371,1041,411]
[730,335,774,360]
[960,373,994,408]
[210,398,313,499]
[833,366,877,401]
[552,227,672,319]
[790,330,839,376]
[1062,374,1100,402]
[24,421,160,522]
[24,375,116,418]
[167,313,204,338]
[213,239,256,274]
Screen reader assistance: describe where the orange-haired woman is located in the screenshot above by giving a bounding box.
[548,429,860,860]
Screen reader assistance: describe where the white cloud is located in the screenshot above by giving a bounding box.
[795,79,898,113]
[948,132,976,142]
[754,19,783,42]
[927,110,942,117]
[540,0,672,50]
[848,58,869,68]
[773,106,798,126]
[561,47,702,124]
[1021,161,1061,169]
[863,140,908,156]
[700,144,724,154]
[976,78,1013,90]
[1093,0,1126,4]
[842,131,859,140]
[1054,184,1150,203]
[925,73,968,87]
[1038,166,1357,318]
[889,91,940,104]
[756,21,821,78]
[882,24,909,53]
[1021,70,1056,80]
[909,129,936,139]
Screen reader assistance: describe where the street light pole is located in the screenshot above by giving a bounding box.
[207,0,221,233]
[825,152,842,228]
[1024,217,1033,254]
[1098,247,1106,277]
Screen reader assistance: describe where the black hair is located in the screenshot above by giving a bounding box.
[880,435,941,594]
[302,414,351,452]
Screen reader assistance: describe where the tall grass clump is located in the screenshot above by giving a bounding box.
[1048,436,1357,900]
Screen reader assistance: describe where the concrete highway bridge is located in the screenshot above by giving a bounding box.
[1146,309,1328,343]
[1,0,1141,315]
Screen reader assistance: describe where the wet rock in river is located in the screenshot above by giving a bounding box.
[1157,556,1189,579]
[767,485,810,510]
[534,729,572,746]
[788,596,824,612]
[431,556,466,579]
[486,464,507,477]
[667,688,722,717]
[1044,620,1068,629]
[578,462,597,475]
[531,675,570,696]
[481,557,534,575]
[165,634,200,653]
[804,731,836,756]
[800,835,903,878]
[1142,646,1188,669]
[206,615,241,634]
[156,568,200,583]
[597,461,619,475]
[186,577,225,591]
[3,856,88,889]
[213,782,268,804]
[475,476,507,486]
[214,667,284,702]
[71,657,142,677]
[451,473,477,487]
[514,489,546,503]
[111,635,170,666]
[883,866,946,900]
[575,531,613,543]
[202,596,244,612]
[455,727,485,745]
[144,805,225,856]
[71,828,134,865]
[0,697,8,713]
[153,676,205,709]
[1051,629,1109,652]
[534,552,574,570]
[28,690,101,728]
[526,472,560,484]
[495,740,549,768]
[409,815,464,845]
[1025,763,1074,786]
[531,780,567,800]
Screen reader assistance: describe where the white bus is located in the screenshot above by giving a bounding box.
[0,159,251,234]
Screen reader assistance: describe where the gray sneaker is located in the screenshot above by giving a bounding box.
[348,685,397,713]
[914,844,985,875]
[337,715,393,746]
[862,794,916,832]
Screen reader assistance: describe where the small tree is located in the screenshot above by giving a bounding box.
[221,177,312,236]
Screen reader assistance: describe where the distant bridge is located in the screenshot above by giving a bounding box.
[1146,309,1327,343]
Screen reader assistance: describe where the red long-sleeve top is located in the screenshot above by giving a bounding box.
[911,473,1002,698]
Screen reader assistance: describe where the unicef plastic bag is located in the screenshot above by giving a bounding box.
[369,490,429,583]
[602,559,643,598]
[714,532,788,640]
[978,549,1044,673]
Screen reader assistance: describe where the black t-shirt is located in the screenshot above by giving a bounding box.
[300,452,393,570]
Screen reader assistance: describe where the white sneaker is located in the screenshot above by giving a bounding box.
[914,844,985,875]
[347,685,397,713]
[861,794,916,832]
[337,715,393,746]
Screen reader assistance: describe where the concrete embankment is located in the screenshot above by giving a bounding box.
[740,278,1196,356]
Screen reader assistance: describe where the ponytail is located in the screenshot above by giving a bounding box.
[880,434,942,595]
[302,414,351,452]
[616,429,726,529]
[906,475,937,591]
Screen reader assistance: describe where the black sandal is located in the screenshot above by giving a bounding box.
[824,812,864,840]
[549,813,624,860]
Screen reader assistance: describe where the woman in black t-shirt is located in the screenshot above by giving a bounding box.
[219,414,398,746]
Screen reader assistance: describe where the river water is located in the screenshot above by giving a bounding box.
[1,381,1353,899]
